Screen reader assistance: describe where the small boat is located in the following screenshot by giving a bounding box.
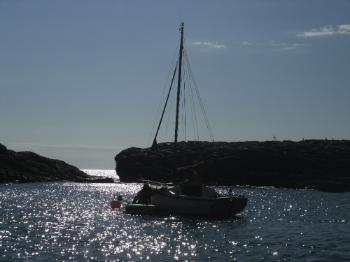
[125,23,247,218]
[125,182,247,218]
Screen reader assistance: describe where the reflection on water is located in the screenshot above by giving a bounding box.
[0,178,349,261]
[81,169,119,181]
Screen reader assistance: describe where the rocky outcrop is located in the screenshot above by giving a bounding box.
[0,143,114,183]
[115,140,350,192]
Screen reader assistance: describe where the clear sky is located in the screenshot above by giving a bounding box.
[1,0,350,169]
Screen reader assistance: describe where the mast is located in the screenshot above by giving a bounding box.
[151,22,213,148]
[174,22,184,145]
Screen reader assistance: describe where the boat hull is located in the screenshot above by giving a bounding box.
[150,192,247,218]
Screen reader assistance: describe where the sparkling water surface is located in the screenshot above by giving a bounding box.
[1,170,349,261]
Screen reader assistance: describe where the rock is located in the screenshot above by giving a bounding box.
[0,143,114,183]
[115,140,350,192]
[0,143,7,153]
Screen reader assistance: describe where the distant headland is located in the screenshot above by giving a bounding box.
[115,140,350,192]
[0,143,113,183]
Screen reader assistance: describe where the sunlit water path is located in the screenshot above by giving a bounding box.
[0,170,349,261]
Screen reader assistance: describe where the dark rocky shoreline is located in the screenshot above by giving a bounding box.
[115,140,350,192]
[0,143,114,183]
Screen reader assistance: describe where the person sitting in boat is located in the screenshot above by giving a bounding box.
[177,170,203,197]
[132,183,165,204]
[132,183,153,204]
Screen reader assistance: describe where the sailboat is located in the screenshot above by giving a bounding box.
[125,23,247,218]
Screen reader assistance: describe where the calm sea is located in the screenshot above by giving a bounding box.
[0,169,349,261]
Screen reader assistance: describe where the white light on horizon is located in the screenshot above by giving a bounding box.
[297,24,350,37]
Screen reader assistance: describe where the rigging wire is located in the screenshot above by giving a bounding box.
[186,63,200,140]
[152,61,178,146]
[162,66,177,142]
[163,89,174,140]
[184,50,215,141]
[183,81,187,141]
[147,44,180,145]
[183,56,199,140]
[181,63,187,141]
[182,37,187,141]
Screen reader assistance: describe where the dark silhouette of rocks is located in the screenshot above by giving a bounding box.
[0,143,114,183]
[115,140,350,192]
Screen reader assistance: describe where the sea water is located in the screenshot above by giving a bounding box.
[0,170,349,261]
